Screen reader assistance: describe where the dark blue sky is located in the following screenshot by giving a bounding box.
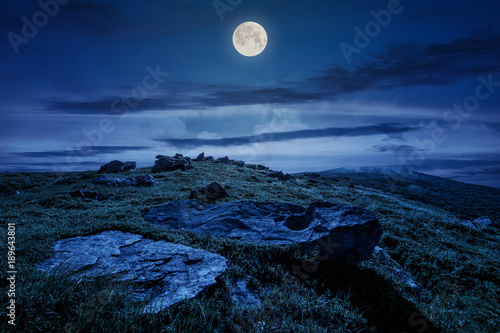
[1,0,500,188]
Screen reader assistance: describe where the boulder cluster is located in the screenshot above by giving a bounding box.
[152,154,193,173]
[93,153,296,184]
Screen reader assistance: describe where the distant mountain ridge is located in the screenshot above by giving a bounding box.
[295,166,500,224]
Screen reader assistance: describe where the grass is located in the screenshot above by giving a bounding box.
[0,161,499,332]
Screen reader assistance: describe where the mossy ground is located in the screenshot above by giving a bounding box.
[0,161,499,332]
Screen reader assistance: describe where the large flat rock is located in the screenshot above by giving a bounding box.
[144,200,383,265]
[36,231,227,313]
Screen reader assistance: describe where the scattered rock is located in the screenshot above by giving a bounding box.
[373,245,420,293]
[92,175,156,187]
[135,175,157,187]
[308,178,328,186]
[461,220,477,230]
[245,164,257,170]
[231,160,245,168]
[266,171,294,181]
[99,160,123,173]
[304,172,321,178]
[123,161,137,172]
[189,182,228,203]
[373,246,385,255]
[257,164,269,170]
[205,156,215,162]
[98,160,137,174]
[393,268,420,293]
[216,156,230,164]
[194,152,205,162]
[144,200,383,266]
[248,176,260,182]
[473,216,497,228]
[230,278,261,309]
[70,190,99,200]
[36,231,227,314]
[152,155,192,173]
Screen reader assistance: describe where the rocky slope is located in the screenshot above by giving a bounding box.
[1,155,499,332]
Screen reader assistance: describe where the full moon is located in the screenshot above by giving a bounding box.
[233,22,268,57]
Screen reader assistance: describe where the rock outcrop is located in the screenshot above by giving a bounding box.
[98,160,137,173]
[36,231,227,314]
[92,175,156,187]
[194,152,205,162]
[144,200,383,266]
[152,155,192,173]
[215,156,230,164]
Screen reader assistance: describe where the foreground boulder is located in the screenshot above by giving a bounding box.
[92,175,156,187]
[98,160,137,173]
[144,200,383,266]
[152,155,192,173]
[189,182,228,202]
[36,231,227,314]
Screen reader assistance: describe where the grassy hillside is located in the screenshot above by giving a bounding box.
[1,161,499,332]
[313,168,500,223]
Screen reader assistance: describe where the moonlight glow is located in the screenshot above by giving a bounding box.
[233,22,268,57]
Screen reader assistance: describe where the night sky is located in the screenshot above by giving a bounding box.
[2,0,500,188]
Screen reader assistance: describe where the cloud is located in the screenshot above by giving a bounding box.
[312,27,500,92]
[156,123,416,148]
[369,144,422,154]
[453,167,500,177]
[419,158,500,171]
[43,86,328,115]
[11,146,151,158]
[197,131,222,140]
